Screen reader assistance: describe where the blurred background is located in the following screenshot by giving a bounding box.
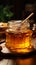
[0,0,36,23]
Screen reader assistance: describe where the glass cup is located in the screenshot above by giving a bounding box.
[6,20,33,53]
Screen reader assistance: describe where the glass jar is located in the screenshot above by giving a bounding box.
[5,20,33,53]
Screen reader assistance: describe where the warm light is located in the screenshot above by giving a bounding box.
[6,29,33,53]
[15,36,32,53]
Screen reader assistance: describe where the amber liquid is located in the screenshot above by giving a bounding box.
[6,30,33,53]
